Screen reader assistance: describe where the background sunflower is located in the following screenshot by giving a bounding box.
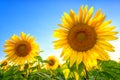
[4,32,40,65]
[46,56,59,70]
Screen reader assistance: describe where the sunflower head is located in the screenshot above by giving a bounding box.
[4,32,40,65]
[58,63,62,68]
[46,56,59,70]
[0,59,9,66]
[53,5,118,70]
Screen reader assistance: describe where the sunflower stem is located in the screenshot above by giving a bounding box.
[25,69,28,79]
[84,67,89,80]
[37,60,40,71]
[73,72,76,79]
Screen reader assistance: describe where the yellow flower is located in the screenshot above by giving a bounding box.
[46,56,59,70]
[58,63,62,68]
[4,32,40,65]
[0,59,9,66]
[53,5,118,70]
[63,69,70,79]
[0,59,10,70]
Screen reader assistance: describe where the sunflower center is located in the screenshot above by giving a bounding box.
[2,61,8,66]
[76,32,86,41]
[16,41,31,57]
[68,23,96,52]
[19,44,26,51]
[49,59,55,66]
[3,62,8,66]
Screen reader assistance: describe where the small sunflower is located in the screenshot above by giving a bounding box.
[58,63,62,68]
[46,56,59,70]
[0,59,9,66]
[53,5,118,70]
[4,32,40,65]
[0,59,9,70]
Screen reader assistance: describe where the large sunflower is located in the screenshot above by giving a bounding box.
[4,32,40,65]
[46,56,59,70]
[53,5,118,70]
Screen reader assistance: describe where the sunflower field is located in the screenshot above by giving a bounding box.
[0,5,120,80]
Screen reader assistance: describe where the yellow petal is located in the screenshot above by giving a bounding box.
[63,69,70,79]
[96,26,116,32]
[11,34,20,42]
[13,57,20,65]
[74,72,79,80]
[53,28,68,38]
[86,50,97,69]
[83,52,90,70]
[57,24,71,30]
[88,57,97,70]
[97,40,114,48]
[99,20,112,28]
[69,51,77,67]
[7,53,17,62]
[103,26,116,31]
[76,52,83,69]
[89,13,105,27]
[61,16,73,29]
[64,12,73,25]
[94,45,110,60]
[90,49,99,59]
[85,6,94,23]
[21,32,27,40]
[54,39,68,49]
[5,40,16,45]
[60,45,69,57]
[97,31,118,36]
[4,48,15,52]
[4,43,15,47]
[94,9,102,18]
[82,5,88,22]
[78,6,83,22]
[63,47,72,61]
[4,51,15,55]
[85,51,92,68]
[95,15,105,27]
[25,33,31,40]
[96,41,114,52]
[97,35,118,40]
[28,36,36,42]
[70,9,77,24]
[83,50,97,71]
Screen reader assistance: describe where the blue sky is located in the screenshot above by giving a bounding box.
[0,0,120,61]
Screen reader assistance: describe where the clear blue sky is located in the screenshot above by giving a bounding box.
[0,0,120,60]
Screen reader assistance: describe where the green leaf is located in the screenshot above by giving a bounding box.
[41,60,49,63]
[77,62,84,74]
[34,56,42,61]
[4,66,14,77]
[89,60,120,80]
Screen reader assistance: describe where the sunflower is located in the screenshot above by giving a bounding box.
[0,59,9,66]
[4,32,40,65]
[46,56,59,70]
[58,63,62,68]
[53,5,118,70]
[0,59,10,70]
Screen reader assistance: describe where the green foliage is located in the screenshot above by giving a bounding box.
[0,66,24,80]
[88,60,120,80]
[34,56,43,61]
[0,56,65,80]
[0,57,120,80]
